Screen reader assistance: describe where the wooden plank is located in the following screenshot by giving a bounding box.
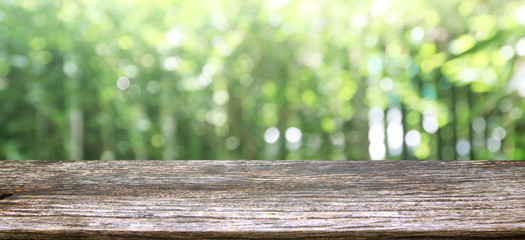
[0,160,524,239]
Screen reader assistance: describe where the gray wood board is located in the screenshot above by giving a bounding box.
[0,160,524,239]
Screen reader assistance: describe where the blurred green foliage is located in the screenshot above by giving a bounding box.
[1,0,524,160]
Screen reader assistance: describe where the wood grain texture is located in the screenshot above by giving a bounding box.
[0,160,524,239]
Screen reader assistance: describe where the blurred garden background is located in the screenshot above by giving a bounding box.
[1,0,525,160]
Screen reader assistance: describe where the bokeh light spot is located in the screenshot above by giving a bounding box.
[516,38,525,56]
[472,117,486,133]
[456,139,471,157]
[405,130,421,148]
[213,90,230,105]
[116,77,130,90]
[369,142,386,160]
[264,127,280,144]
[163,57,180,71]
[151,134,165,148]
[226,136,240,150]
[285,127,302,143]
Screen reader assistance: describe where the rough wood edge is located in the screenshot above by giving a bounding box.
[1,229,525,240]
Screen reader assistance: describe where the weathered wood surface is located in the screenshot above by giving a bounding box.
[0,160,524,239]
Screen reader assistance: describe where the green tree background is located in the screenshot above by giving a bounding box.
[1,0,524,160]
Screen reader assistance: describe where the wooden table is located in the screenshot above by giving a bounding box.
[1,160,524,239]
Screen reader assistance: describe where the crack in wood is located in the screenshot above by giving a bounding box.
[0,192,14,200]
